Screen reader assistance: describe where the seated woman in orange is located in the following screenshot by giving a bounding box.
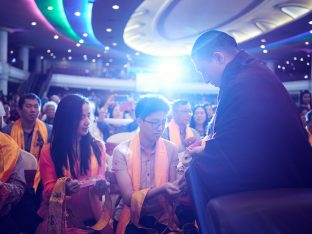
[36,94,111,234]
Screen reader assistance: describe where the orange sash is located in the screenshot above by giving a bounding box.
[116,133,169,234]
[0,132,20,183]
[168,120,194,148]
[11,119,48,190]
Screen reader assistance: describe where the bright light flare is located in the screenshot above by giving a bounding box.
[156,59,182,83]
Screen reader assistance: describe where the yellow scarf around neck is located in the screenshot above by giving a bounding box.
[168,120,194,148]
[116,133,169,234]
[11,118,48,190]
[0,132,20,182]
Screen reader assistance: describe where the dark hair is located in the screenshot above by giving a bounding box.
[191,30,238,59]
[50,94,102,178]
[299,90,312,105]
[18,93,41,109]
[172,99,190,112]
[135,95,170,119]
[306,111,312,124]
[190,105,209,131]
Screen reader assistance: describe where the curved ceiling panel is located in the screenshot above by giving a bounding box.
[124,0,312,56]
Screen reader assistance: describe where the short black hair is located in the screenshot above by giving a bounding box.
[135,95,170,119]
[172,99,190,112]
[18,93,41,109]
[191,30,238,59]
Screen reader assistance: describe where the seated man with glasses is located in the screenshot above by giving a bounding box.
[113,95,192,233]
[163,99,201,153]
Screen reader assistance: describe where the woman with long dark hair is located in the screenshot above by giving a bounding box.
[189,104,209,138]
[36,94,110,233]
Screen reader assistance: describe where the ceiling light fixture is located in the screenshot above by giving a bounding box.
[76,43,81,47]
[79,39,84,43]
[31,21,37,26]
[106,28,112,32]
[92,59,96,63]
[305,42,310,45]
[47,49,51,53]
[260,45,265,49]
[82,33,88,37]
[262,49,268,54]
[68,56,72,60]
[10,50,14,54]
[47,6,53,11]
[112,42,117,46]
[54,35,59,39]
[68,49,71,53]
[112,5,120,10]
[104,46,110,51]
[97,54,101,58]
[40,56,44,60]
[261,39,266,43]
[74,11,81,16]
[309,21,312,25]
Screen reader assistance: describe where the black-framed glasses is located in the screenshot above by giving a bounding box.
[143,119,167,129]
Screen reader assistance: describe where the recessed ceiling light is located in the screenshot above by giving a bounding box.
[262,49,268,54]
[309,21,312,25]
[97,54,101,58]
[54,35,59,40]
[135,52,140,56]
[47,49,51,53]
[112,42,117,46]
[47,6,53,11]
[286,61,290,64]
[50,53,54,56]
[76,43,81,47]
[74,11,81,16]
[304,75,309,79]
[300,58,304,61]
[106,63,110,66]
[307,62,310,66]
[106,28,112,32]
[53,55,56,59]
[310,30,312,34]
[277,65,281,69]
[260,45,265,49]
[294,57,297,60]
[10,50,14,54]
[305,41,310,45]
[112,5,120,10]
[67,49,72,53]
[40,56,44,60]
[104,46,110,51]
[92,59,96,63]
[261,38,266,43]
[79,39,84,43]
[82,33,88,37]
[68,56,72,60]
[31,21,37,26]
[282,66,285,70]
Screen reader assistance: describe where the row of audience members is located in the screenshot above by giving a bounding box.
[1,89,312,233]
[0,92,214,233]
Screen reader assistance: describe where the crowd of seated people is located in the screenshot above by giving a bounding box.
[0,86,311,233]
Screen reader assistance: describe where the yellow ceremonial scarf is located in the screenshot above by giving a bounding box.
[168,120,194,148]
[11,119,48,190]
[48,146,111,234]
[0,132,20,182]
[0,133,20,211]
[116,133,169,234]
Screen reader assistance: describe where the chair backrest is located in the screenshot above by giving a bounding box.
[205,188,312,234]
[20,150,37,187]
[106,132,136,144]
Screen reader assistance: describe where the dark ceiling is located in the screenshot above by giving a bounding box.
[0,0,311,69]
